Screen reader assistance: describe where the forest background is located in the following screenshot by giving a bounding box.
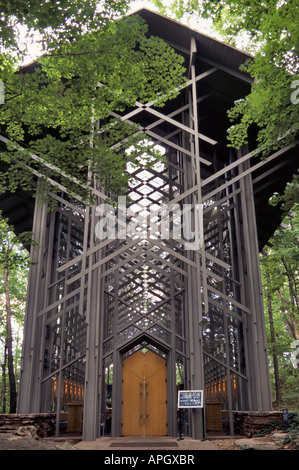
[0,0,298,414]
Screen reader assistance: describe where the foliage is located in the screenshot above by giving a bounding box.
[0,216,32,412]
[0,4,186,206]
[281,413,299,449]
[269,170,299,215]
[0,0,129,51]
[255,412,299,449]
[151,0,299,156]
[260,206,299,408]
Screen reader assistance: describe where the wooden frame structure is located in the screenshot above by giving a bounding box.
[2,9,297,441]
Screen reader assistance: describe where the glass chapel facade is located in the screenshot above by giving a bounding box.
[15,9,298,441]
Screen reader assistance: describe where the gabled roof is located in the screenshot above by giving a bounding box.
[134,8,253,83]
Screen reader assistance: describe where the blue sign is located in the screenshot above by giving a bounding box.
[178,390,203,408]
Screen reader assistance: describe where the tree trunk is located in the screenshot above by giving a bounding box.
[3,267,17,413]
[281,257,299,339]
[266,265,282,404]
[277,290,299,340]
[1,349,7,413]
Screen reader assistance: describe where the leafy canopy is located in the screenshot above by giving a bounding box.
[0,2,187,205]
[151,0,299,155]
[0,0,128,50]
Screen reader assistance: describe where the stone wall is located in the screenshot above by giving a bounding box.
[233,411,284,437]
[0,413,56,437]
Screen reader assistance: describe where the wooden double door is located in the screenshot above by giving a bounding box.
[122,349,167,436]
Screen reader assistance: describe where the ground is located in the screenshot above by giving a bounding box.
[210,432,298,450]
[0,428,297,451]
[0,432,76,450]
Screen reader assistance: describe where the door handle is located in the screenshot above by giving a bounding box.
[140,381,143,421]
[145,381,149,421]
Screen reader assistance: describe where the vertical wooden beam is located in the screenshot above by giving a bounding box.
[238,149,272,411]
[111,242,121,438]
[187,37,205,440]
[18,197,49,413]
[83,206,102,441]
